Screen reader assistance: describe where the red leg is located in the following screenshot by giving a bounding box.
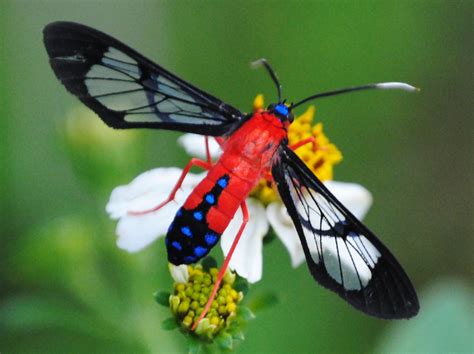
[289,136,316,151]
[204,136,212,165]
[191,201,249,331]
[128,158,211,216]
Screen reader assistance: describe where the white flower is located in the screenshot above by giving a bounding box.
[106,133,373,284]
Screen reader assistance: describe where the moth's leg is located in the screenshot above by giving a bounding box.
[289,136,316,151]
[204,136,212,165]
[128,158,211,215]
[191,201,249,331]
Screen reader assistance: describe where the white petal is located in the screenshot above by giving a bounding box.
[106,167,206,252]
[115,205,177,252]
[324,181,373,220]
[220,198,269,283]
[106,167,203,219]
[177,133,222,160]
[268,181,373,268]
[169,263,189,284]
[267,202,305,267]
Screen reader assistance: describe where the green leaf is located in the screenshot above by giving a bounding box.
[248,291,279,313]
[216,332,233,350]
[377,280,474,354]
[154,291,171,307]
[233,276,249,295]
[231,329,245,341]
[201,257,217,271]
[187,337,202,354]
[161,317,178,331]
[237,306,256,321]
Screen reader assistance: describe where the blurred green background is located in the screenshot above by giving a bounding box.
[1,1,472,353]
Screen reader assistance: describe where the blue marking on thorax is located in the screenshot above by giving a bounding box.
[181,226,192,238]
[194,246,207,257]
[275,104,289,116]
[205,193,216,205]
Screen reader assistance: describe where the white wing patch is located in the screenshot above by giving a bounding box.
[87,64,131,81]
[105,47,137,64]
[296,190,345,231]
[347,234,381,269]
[168,113,220,124]
[101,47,141,79]
[287,173,383,291]
[302,223,381,290]
[123,113,163,123]
[94,90,160,112]
[85,78,143,96]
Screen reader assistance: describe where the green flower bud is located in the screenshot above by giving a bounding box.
[169,295,180,314]
[60,106,143,191]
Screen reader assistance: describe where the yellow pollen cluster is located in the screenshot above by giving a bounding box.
[169,265,243,339]
[288,106,343,181]
[250,95,343,204]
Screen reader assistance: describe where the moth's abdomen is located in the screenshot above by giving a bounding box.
[166,144,265,265]
[166,207,222,265]
[166,173,233,265]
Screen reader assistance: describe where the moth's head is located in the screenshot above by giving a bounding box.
[267,102,294,126]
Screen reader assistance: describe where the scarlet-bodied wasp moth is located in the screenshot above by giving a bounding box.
[43,22,419,326]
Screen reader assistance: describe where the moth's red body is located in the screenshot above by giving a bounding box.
[183,111,288,234]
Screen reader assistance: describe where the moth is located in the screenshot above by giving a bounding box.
[43,22,419,326]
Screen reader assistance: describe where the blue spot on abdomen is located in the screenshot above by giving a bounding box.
[205,232,218,246]
[205,194,215,205]
[181,226,193,238]
[194,246,207,257]
[184,256,197,263]
[217,177,228,188]
[172,241,182,251]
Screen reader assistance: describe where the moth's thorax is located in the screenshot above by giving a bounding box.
[219,110,287,182]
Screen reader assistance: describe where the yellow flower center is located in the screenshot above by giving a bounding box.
[169,264,243,339]
[250,95,343,204]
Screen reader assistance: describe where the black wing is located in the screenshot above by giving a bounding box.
[43,21,245,136]
[272,145,419,319]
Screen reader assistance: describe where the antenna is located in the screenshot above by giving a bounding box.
[251,58,282,103]
[290,82,418,109]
